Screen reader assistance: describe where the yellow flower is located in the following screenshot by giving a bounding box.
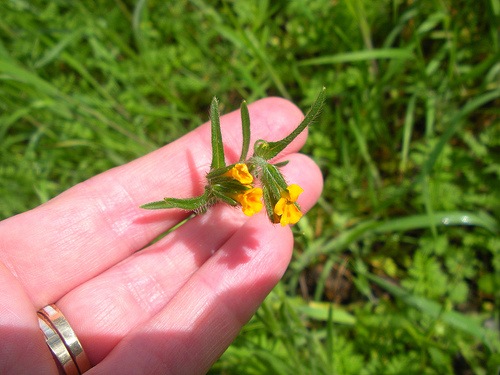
[274,184,304,227]
[222,164,262,216]
[224,163,253,185]
[234,187,264,217]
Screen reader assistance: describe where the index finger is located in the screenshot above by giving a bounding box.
[0,97,306,307]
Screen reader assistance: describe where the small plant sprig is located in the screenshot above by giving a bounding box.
[141,88,325,226]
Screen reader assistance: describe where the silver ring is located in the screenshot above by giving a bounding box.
[38,304,91,374]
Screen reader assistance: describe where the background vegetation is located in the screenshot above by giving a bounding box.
[1,0,499,373]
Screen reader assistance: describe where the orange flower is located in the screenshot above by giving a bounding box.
[223,163,253,185]
[274,184,304,226]
[234,187,264,217]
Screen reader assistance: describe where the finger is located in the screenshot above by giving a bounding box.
[0,262,57,375]
[0,97,306,308]
[58,205,248,365]
[56,154,322,366]
[91,213,293,375]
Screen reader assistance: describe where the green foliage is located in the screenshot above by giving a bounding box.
[253,88,326,160]
[140,92,323,224]
[210,97,225,170]
[2,0,499,373]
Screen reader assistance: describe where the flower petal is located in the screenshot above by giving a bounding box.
[286,184,304,202]
[224,163,253,185]
[278,203,302,227]
[274,185,304,226]
[286,204,303,225]
[274,197,287,216]
[236,187,263,217]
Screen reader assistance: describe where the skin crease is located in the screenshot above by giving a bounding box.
[0,97,323,375]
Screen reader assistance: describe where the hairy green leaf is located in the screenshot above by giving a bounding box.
[141,188,210,210]
[239,100,251,162]
[210,96,225,170]
[253,87,325,160]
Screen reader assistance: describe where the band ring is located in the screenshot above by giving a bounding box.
[37,304,91,374]
[38,315,80,375]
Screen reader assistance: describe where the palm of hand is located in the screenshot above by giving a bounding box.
[0,98,322,375]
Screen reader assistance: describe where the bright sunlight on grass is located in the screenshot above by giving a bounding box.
[1,0,499,374]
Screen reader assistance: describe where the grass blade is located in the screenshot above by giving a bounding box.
[362,272,500,350]
[292,211,498,273]
[400,94,417,173]
[424,89,500,173]
[299,48,414,66]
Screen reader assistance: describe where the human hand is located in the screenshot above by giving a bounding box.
[0,97,323,375]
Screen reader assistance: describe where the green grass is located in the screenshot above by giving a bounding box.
[2,0,500,373]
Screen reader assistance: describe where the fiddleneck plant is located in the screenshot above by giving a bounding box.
[141,88,325,227]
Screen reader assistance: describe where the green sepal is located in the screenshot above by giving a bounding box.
[262,185,276,223]
[254,87,325,160]
[140,188,210,210]
[246,156,287,195]
[273,160,289,168]
[239,100,251,162]
[258,161,289,223]
[212,189,239,206]
[206,163,239,179]
[212,181,249,195]
[262,162,288,195]
[210,97,226,170]
[209,175,243,186]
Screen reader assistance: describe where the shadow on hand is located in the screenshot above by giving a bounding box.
[134,146,262,269]
[144,203,260,270]
[5,270,279,374]
[86,271,280,374]
[133,149,207,228]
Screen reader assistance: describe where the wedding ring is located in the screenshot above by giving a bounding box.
[38,304,91,374]
[38,315,79,375]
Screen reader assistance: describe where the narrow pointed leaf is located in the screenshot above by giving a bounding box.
[163,196,207,210]
[273,160,289,168]
[140,201,174,210]
[141,188,210,210]
[210,97,225,169]
[239,100,251,162]
[254,87,326,160]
